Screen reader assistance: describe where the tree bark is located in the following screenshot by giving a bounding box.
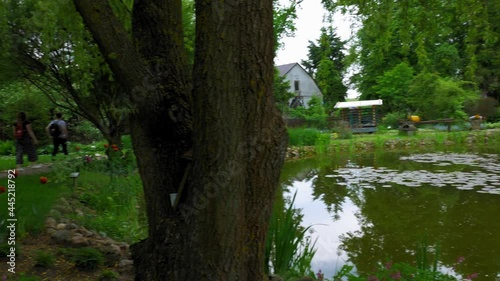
[183,0,287,279]
[72,0,287,280]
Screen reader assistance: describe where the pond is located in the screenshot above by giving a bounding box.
[280,150,500,280]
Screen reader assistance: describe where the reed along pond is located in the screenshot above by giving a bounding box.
[280,149,500,280]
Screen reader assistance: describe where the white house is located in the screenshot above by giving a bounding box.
[277,62,322,108]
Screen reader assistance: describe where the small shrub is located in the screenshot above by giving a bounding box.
[288,128,323,146]
[485,122,500,129]
[100,270,120,281]
[314,134,331,155]
[72,247,104,270]
[57,247,74,257]
[0,140,15,156]
[381,112,406,129]
[51,155,86,184]
[332,124,353,139]
[34,250,55,268]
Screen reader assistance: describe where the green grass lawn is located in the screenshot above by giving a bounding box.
[0,173,71,239]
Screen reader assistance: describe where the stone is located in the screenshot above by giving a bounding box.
[45,217,57,228]
[67,223,78,230]
[51,229,71,243]
[70,235,90,247]
[100,244,122,261]
[118,242,129,252]
[76,228,94,237]
[119,259,134,268]
[56,223,67,230]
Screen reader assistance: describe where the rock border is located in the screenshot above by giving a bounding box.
[44,196,134,280]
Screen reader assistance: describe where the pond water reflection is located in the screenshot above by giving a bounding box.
[280,151,500,280]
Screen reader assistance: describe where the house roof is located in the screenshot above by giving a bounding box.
[276,63,298,76]
[334,99,383,109]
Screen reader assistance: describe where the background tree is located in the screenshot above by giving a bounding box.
[407,72,477,120]
[274,0,303,51]
[274,68,294,113]
[323,0,500,120]
[373,62,414,114]
[302,26,348,107]
[0,0,130,146]
[0,82,52,141]
[72,1,288,280]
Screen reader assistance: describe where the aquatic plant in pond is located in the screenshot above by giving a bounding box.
[325,153,500,194]
[265,191,318,278]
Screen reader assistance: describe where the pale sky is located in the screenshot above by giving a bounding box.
[275,0,355,65]
[274,0,360,98]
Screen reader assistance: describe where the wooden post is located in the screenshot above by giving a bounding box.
[372,105,377,126]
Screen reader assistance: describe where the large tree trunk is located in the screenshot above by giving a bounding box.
[72,0,287,280]
[183,0,287,279]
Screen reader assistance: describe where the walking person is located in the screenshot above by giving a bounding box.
[13,112,41,170]
[46,112,69,158]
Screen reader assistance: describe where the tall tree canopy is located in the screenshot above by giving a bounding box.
[324,0,500,118]
[69,0,287,280]
[0,0,299,146]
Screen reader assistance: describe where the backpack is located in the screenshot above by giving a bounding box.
[49,121,61,137]
[14,123,24,139]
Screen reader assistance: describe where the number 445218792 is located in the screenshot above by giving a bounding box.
[7,170,16,215]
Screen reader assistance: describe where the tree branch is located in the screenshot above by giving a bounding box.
[72,0,148,95]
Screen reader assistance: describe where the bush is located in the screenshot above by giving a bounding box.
[74,171,147,243]
[72,247,104,270]
[70,120,105,144]
[331,124,353,139]
[485,122,500,129]
[0,140,14,156]
[381,112,406,129]
[99,270,120,281]
[288,96,328,129]
[34,250,55,268]
[288,128,323,146]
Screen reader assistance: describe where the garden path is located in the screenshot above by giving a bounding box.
[0,163,53,179]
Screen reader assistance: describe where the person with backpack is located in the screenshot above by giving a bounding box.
[46,112,69,157]
[13,112,41,170]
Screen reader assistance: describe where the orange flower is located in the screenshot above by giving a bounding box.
[113,147,119,152]
[40,176,48,184]
[104,144,109,148]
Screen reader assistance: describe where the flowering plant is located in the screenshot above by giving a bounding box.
[40,176,48,184]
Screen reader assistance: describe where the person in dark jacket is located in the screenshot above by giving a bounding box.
[46,112,69,157]
[13,112,41,170]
